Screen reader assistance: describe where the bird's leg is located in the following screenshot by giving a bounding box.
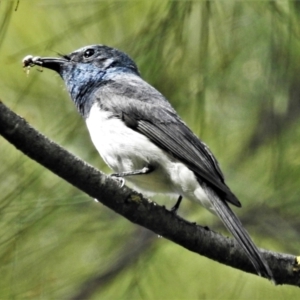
[111,165,154,187]
[98,167,153,201]
[170,195,183,214]
[111,165,154,177]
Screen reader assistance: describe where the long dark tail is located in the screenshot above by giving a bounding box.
[206,189,275,282]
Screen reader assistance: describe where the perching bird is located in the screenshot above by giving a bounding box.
[23,45,274,281]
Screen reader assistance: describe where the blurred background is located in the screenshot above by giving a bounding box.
[1,0,300,299]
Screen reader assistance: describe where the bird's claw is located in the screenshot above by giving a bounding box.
[110,175,125,188]
[170,205,179,214]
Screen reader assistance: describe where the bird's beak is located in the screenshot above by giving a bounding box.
[22,55,67,73]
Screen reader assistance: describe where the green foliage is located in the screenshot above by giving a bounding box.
[1,1,300,298]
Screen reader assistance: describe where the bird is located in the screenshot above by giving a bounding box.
[22,45,274,281]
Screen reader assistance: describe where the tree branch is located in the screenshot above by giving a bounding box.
[0,100,299,286]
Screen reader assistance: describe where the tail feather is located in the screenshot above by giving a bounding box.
[206,189,274,282]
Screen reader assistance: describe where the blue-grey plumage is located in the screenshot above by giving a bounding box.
[23,45,274,282]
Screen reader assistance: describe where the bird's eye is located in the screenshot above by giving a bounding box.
[83,49,95,58]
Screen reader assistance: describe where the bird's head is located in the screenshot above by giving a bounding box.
[23,45,140,112]
[23,44,139,76]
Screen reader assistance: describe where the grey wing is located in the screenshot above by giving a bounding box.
[121,106,241,207]
[97,82,240,206]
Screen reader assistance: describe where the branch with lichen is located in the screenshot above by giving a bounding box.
[0,100,299,286]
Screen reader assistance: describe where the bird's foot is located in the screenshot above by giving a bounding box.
[170,205,179,214]
[110,175,125,188]
[170,195,183,214]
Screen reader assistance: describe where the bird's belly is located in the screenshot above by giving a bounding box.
[86,106,176,195]
[85,105,212,209]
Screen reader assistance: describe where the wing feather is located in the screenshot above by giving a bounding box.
[96,78,240,206]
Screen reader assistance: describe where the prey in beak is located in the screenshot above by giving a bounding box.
[22,55,67,74]
[22,55,43,75]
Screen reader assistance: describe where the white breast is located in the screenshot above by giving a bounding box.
[85,103,211,209]
[86,103,175,194]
